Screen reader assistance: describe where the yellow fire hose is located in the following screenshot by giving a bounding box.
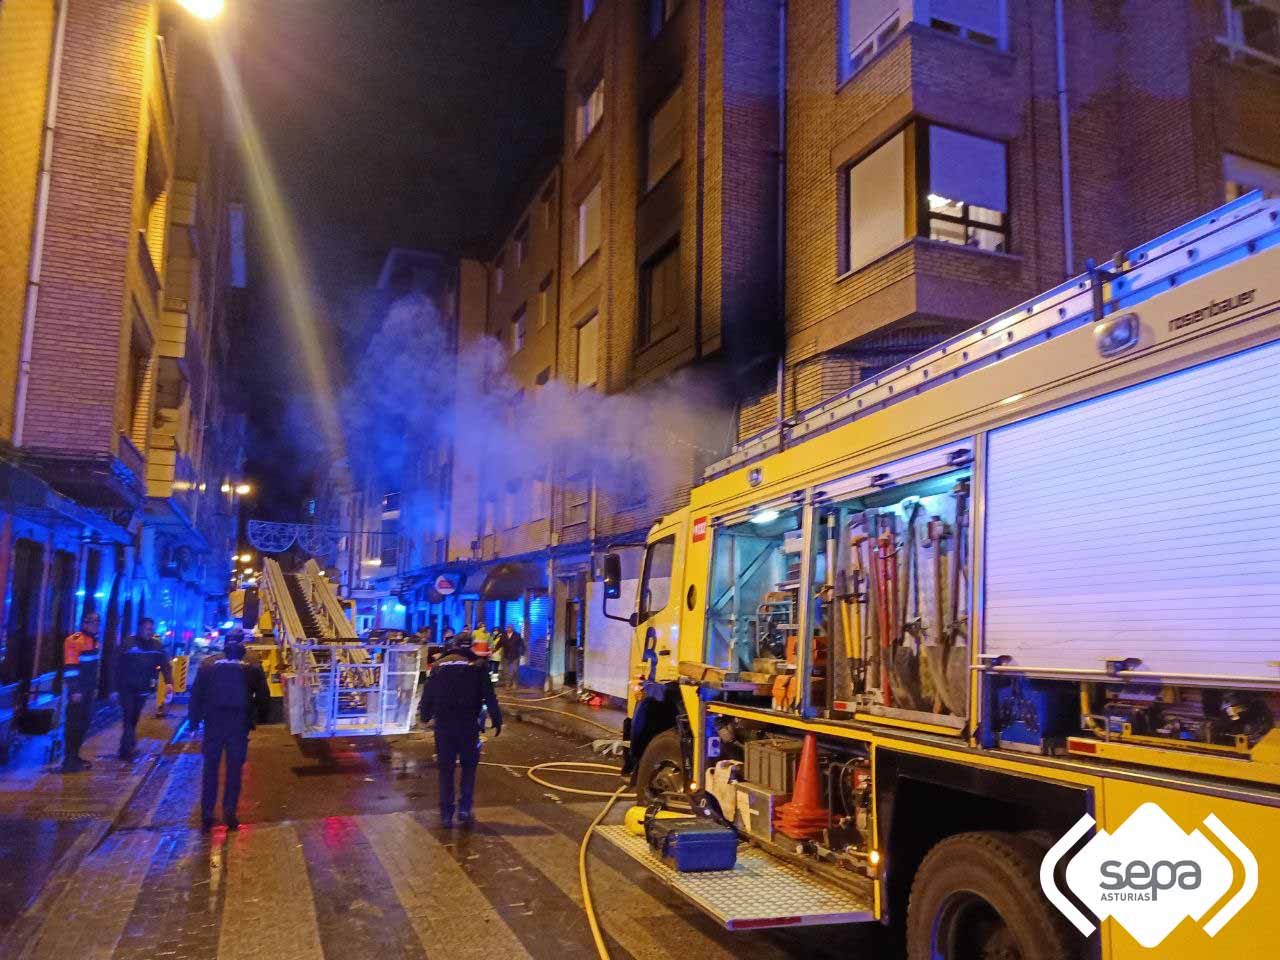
[476,757,633,959]
[496,699,622,736]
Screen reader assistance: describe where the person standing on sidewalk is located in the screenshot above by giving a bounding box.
[61,610,102,772]
[115,618,173,760]
[493,624,525,688]
[188,638,270,831]
[419,633,502,827]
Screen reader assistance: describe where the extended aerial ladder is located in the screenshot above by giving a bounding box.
[258,558,421,740]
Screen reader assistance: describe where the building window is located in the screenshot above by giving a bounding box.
[379,516,400,568]
[576,312,599,388]
[538,273,553,328]
[504,482,521,529]
[513,220,529,268]
[563,474,590,526]
[541,182,556,229]
[512,305,527,353]
[536,366,551,386]
[126,326,153,450]
[531,477,549,519]
[843,1,1007,80]
[639,239,680,347]
[1222,0,1280,61]
[650,0,678,36]
[577,76,604,145]
[494,255,505,293]
[923,125,1008,252]
[646,87,684,190]
[1224,153,1280,200]
[844,122,1007,272]
[577,182,602,266]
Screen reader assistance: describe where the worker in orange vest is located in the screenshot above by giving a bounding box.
[62,610,102,772]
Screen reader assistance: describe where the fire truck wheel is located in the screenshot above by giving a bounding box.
[635,729,686,803]
[906,831,1078,960]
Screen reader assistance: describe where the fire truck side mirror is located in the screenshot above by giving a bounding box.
[602,552,622,599]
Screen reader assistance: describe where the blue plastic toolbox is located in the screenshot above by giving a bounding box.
[645,818,738,872]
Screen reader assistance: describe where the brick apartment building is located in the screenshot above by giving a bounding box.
[383,0,1280,697]
[0,0,246,708]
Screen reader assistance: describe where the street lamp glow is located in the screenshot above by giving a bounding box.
[220,482,232,493]
[177,0,225,20]
[238,553,252,562]
[235,482,253,495]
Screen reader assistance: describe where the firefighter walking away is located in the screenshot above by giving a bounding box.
[188,638,270,831]
[419,632,502,827]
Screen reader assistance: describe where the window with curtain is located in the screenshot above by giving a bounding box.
[577,77,604,145]
[847,130,907,270]
[511,305,527,353]
[646,87,684,190]
[639,239,681,346]
[577,182,602,266]
[576,313,599,388]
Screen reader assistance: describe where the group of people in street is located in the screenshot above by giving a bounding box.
[58,609,270,833]
[54,608,529,833]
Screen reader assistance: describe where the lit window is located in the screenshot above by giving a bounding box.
[639,239,680,347]
[576,313,599,388]
[650,0,678,36]
[646,87,683,190]
[512,306,527,353]
[577,77,604,145]
[844,122,1008,272]
[1224,153,1280,200]
[924,126,1008,253]
[577,182,602,266]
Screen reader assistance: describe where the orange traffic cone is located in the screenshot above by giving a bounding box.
[774,733,828,840]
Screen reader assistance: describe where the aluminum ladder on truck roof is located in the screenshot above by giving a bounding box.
[594,824,875,930]
[707,191,1280,480]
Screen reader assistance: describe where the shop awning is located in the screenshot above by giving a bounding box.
[479,562,542,601]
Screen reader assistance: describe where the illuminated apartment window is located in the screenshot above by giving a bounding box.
[646,87,683,190]
[576,182,602,266]
[844,122,1008,272]
[1224,153,1280,200]
[576,312,599,388]
[577,76,604,145]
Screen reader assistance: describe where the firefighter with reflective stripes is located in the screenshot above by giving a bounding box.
[61,610,101,772]
[419,633,502,827]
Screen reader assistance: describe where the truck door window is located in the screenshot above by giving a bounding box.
[814,467,971,720]
[640,536,675,619]
[704,507,803,676]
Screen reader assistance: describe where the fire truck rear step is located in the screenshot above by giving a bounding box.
[594,824,875,930]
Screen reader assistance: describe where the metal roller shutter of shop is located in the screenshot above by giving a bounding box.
[526,594,550,672]
[983,337,1280,679]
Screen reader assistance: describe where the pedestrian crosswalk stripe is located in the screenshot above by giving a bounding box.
[219,823,324,960]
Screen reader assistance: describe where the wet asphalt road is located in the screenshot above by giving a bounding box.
[3,717,893,959]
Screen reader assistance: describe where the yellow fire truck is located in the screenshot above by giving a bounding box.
[599,193,1280,958]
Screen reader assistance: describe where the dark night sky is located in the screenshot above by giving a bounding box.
[231,1,565,517]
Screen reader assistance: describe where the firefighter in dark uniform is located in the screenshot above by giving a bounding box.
[188,638,270,831]
[419,632,502,827]
[115,617,173,760]
[61,610,102,772]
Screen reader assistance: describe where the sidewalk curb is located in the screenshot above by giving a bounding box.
[0,714,188,960]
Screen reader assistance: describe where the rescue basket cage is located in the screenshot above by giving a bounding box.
[284,643,422,738]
